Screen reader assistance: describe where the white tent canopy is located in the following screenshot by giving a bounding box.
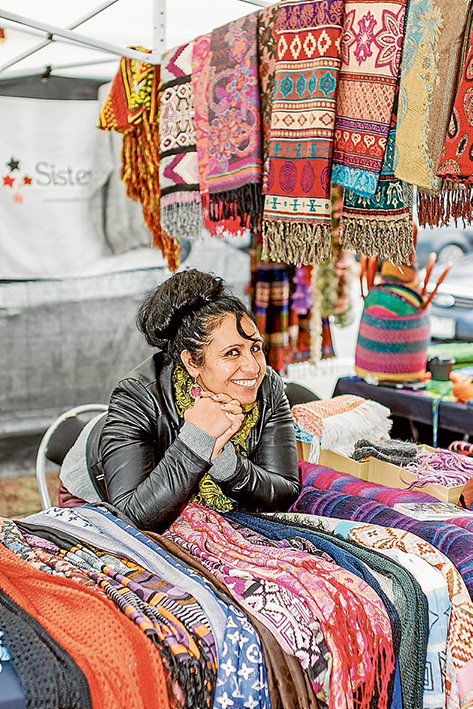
[0,0,268,81]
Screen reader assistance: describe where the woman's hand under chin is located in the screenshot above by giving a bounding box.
[183,391,243,444]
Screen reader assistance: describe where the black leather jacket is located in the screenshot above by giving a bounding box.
[87,352,299,532]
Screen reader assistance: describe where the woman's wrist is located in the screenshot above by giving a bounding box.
[178,422,215,463]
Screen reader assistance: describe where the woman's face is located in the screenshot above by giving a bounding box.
[185,313,266,404]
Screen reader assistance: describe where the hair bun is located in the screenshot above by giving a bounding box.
[136,269,226,347]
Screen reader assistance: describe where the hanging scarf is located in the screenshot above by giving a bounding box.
[158,41,204,242]
[331,0,408,197]
[257,4,279,193]
[172,366,259,512]
[191,33,251,237]
[204,14,263,233]
[394,0,470,193]
[262,0,344,266]
[98,48,180,271]
[424,11,473,227]
[340,85,414,264]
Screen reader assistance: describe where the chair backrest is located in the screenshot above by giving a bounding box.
[35,404,108,510]
[284,381,320,408]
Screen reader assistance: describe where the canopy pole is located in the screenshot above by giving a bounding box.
[0,9,160,65]
[0,0,120,75]
[153,0,165,60]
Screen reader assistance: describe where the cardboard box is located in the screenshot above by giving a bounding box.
[318,449,371,481]
[367,455,464,504]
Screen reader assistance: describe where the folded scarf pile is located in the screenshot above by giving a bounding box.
[98,49,179,271]
[394,0,470,194]
[320,400,392,457]
[262,0,344,265]
[205,13,262,234]
[292,395,365,437]
[332,0,408,198]
[352,439,418,466]
[158,42,204,242]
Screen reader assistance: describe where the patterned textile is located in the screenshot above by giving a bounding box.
[379,547,450,709]
[165,503,395,709]
[257,5,279,192]
[262,0,344,266]
[298,462,439,504]
[98,49,179,271]
[205,13,263,233]
[289,487,473,599]
[428,12,473,227]
[158,42,204,242]
[154,531,322,709]
[332,0,408,197]
[291,395,364,436]
[340,83,414,264]
[276,511,473,709]
[171,365,258,512]
[23,505,271,709]
[394,0,470,192]
[191,32,213,232]
[0,521,170,709]
[263,511,428,709]
[26,534,216,709]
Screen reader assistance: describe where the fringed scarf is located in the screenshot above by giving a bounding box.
[172,366,259,512]
[192,33,252,237]
[98,48,180,271]
[425,11,473,227]
[166,504,395,709]
[394,0,470,193]
[158,42,204,242]
[340,88,414,264]
[205,13,263,234]
[262,0,344,266]
[331,0,408,198]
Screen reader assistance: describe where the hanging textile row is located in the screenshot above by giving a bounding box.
[98,0,471,274]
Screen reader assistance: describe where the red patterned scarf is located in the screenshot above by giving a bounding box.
[262,0,344,266]
[429,13,473,227]
[99,49,179,271]
[206,13,263,234]
[257,4,279,193]
[331,0,407,198]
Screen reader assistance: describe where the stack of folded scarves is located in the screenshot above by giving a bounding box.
[291,395,392,458]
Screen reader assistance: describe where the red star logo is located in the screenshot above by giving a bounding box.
[13,192,23,203]
[23,175,32,185]
[2,174,14,187]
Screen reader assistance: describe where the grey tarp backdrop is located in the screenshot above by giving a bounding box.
[0,73,250,438]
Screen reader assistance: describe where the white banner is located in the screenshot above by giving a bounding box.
[0,95,164,279]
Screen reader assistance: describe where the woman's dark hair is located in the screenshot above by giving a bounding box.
[136,269,258,366]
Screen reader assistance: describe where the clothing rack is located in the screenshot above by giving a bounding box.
[0,0,271,78]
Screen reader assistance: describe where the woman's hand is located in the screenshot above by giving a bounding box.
[211,411,244,460]
[184,392,241,440]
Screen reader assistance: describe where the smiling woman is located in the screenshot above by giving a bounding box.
[59,268,299,531]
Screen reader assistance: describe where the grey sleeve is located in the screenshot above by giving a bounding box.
[178,422,215,462]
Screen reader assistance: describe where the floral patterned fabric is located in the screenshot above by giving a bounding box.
[206,13,263,233]
[165,503,395,709]
[394,0,470,192]
[332,0,408,197]
[262,0,344,266]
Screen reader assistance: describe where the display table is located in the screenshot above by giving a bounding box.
[332,376,473,446]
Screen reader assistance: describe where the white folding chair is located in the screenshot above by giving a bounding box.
[35,404,108,510]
